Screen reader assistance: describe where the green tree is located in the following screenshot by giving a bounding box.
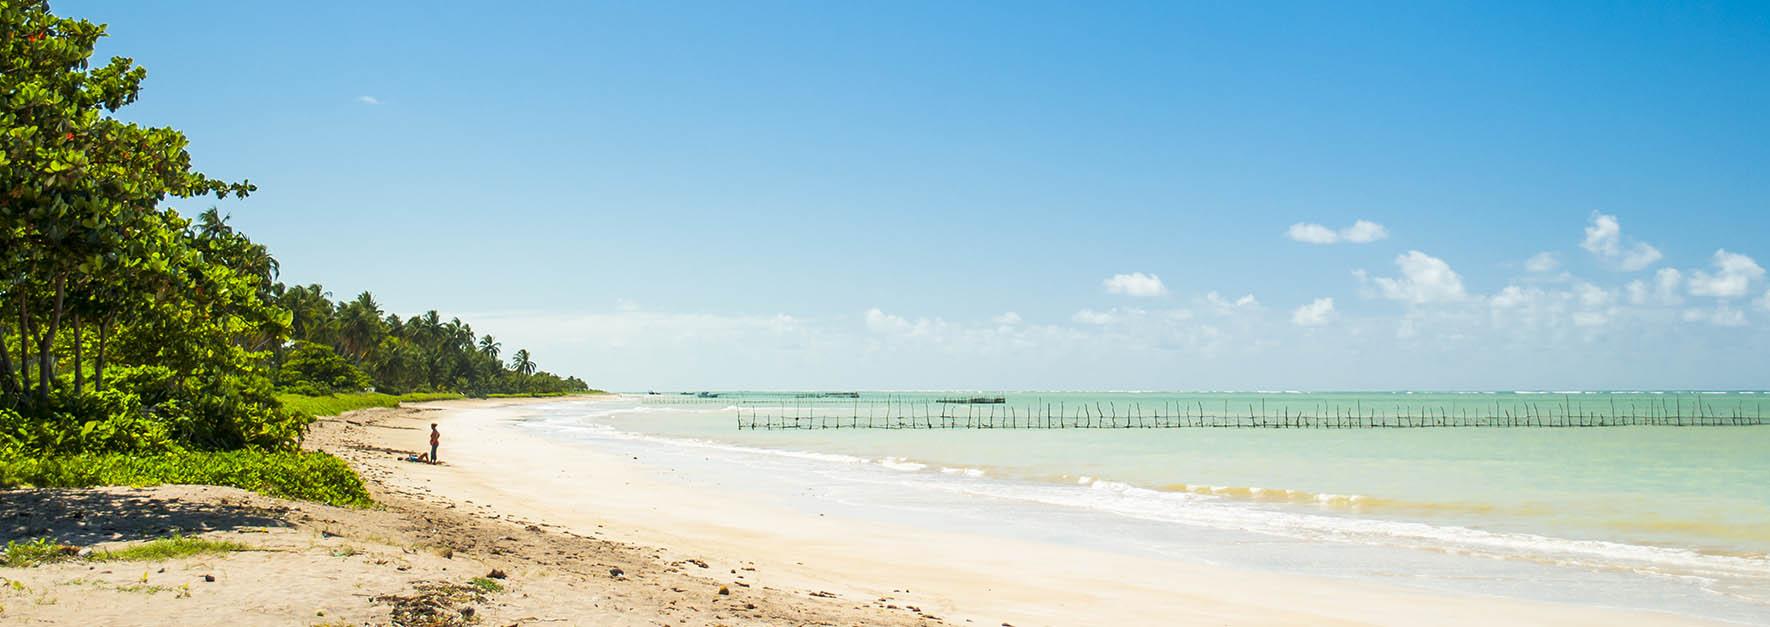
[2,1,252,409]
[508,349,536,376]
[276,341,369,396]
[334,292,385,364]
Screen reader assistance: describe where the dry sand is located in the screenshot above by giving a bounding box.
[0,396,1727,625]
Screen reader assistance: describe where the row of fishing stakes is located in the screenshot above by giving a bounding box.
[679,397,1770,430]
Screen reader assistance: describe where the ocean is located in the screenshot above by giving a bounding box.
[509,391,1770,624]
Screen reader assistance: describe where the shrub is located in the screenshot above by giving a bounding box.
[276,342,371,396]
[276,392,465,418]
[2,537,76,568]
[0,450,373,508]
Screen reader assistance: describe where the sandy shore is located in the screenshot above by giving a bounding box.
[328,397,1719,627]
[0,397,1726,625]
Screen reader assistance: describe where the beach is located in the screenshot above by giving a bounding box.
[0,396,1746,625]
[326,397,1737,625]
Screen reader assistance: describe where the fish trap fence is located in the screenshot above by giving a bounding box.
[732,400,1769,430]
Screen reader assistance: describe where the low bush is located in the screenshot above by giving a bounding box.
[276,392,465,418]
[0,450,373,508]
[2,537,75,567]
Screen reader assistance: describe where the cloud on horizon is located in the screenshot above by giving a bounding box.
[456,214,1767,391]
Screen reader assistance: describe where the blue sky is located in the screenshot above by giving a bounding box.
[65,1,1770,390]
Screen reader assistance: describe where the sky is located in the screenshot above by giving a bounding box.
[61,1,1770,391]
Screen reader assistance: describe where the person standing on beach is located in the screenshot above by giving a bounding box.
[429,423,440,464]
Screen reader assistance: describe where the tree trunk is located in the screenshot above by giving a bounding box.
[72,314,83,395]
[0,318,16,402]
[95,317,108,392]
[18,295,31,399]
[38,276,64,402]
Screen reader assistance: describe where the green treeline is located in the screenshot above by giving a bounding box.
[0,1,588,477]
[272,286,589,397]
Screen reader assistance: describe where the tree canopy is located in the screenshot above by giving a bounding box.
[1,0,589,458]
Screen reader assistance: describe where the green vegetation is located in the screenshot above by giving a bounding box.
[485,390,606,399]
[0,2,593,506]
[276,392,465,419]
[467,576,504,593]
[0,449,372,507]
[2,537,72,568]
[91,535,250,562]
[273,287,590,397]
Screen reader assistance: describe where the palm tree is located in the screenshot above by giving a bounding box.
[508,349,536,375]
[477,335,501,360]
[337,292,387,363]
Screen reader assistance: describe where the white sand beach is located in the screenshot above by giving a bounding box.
[337,397,1718,626]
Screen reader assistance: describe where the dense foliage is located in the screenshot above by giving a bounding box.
[0,1,589,476]
[271,286,590,397]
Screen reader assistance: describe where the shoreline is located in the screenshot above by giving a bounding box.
[347,396,1722,626]
[0,396,1733,625]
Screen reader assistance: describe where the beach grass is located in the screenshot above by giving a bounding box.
[92,535,253,562]
[277,392,466,418]
[2,538,73,568]
[0,450,373,508]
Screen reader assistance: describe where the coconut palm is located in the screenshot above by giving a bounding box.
[336,292,387,363]
[508,349,536,375]
[477,335,501,360]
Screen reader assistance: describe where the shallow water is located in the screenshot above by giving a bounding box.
[511,392,1770,624]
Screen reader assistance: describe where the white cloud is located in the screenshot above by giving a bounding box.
[1072,308,1124,325]
[1682,305,1748,327]
[1574,282,1613,308]
[1758,289,1770,313]
[1287,223,1339,244]
[1580,212,1661,271]
[1291,297,1335,326]
[1491,285,1535,309]
[1655,268,1684,305]
[1363,251,1469,304]
[1687,249,1765,298]
[1490,281,1617,331]
[1205,291,1260,314]
[865,308,915,335]
[1103,272,1168,297]
[1286,220,1388,245]
[1624,280,1648,305]
[1341,220,1389,244]
[356,95,381,105]
[992,312,1022,325]
[1618,245,1664,271]
[1525,252,1559,273]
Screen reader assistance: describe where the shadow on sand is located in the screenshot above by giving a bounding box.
[1,488,289,545]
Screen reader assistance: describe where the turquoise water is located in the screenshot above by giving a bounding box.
[524,392,1770,622]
